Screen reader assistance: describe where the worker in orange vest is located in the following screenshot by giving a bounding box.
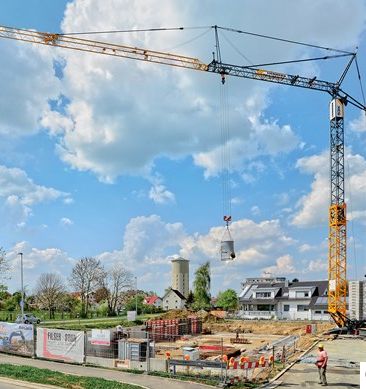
[315,344,328,386]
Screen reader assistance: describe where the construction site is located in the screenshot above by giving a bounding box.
[1,2,366,389]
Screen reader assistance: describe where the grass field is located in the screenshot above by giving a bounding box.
[40,314,159,330]
[0,364,143,389]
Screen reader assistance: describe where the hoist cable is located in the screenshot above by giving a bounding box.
[220,81,232,222]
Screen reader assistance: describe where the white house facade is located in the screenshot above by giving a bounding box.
[162,289,186,311]
[238,278,330,321]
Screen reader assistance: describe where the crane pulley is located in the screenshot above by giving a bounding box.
[1,23,365,328]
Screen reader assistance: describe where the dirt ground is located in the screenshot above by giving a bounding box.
[153,320,335,361]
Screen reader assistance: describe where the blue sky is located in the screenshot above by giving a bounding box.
[1,0,366,297]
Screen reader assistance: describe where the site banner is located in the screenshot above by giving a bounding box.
[0,322,34,356]
[91,329,110,346]
[36,327,84,363]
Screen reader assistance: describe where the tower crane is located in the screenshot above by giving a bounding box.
[1,24,365,330]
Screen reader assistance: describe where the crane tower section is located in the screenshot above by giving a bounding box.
[328,98,347,327]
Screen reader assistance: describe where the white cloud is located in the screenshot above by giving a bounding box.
[149,184,175,204]
[299,243,313,253]
[292,151,366,227]
[179,218,295,264]
[0,40,61,136]
[261,254,297,276]
[350,112,366,133]
[251,205,261,216]
[120,215,187,266]
[60,217,73,227]
[23,0,363,182]
[0,165,72,225]
[193,116,299,178]
[40,107,74,136]
[6,242,74,292]
[307,258,327,272]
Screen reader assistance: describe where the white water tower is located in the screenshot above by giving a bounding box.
[171,257,189,298]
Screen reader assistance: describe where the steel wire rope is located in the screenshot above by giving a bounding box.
[220,80,232,224]
[355,56,366,110]
[161,27,212,53]
[59,26,214,36]
[220,30,255,66]
[345,156,358,280]
[216,26,354,55]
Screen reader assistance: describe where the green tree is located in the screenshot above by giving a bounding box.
[193,262,211,310]
[185,290,195,308]
[216,289,238,311]
[124,293,145,314]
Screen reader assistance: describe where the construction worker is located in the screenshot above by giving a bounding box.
[316,343,328,386]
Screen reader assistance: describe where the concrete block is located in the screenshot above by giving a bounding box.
[86,356,116,368]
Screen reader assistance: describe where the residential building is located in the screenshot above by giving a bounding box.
[238,277,330,321]
[171,257,189,298]
[144,295,162,308]
[349,280,365,320]
[162,289,186,310]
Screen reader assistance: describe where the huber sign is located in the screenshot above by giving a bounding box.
[36,328,84,363]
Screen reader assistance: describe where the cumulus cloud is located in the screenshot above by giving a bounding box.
[292,151,366,227]
[20,0,362,182]
[0,165,72,225]
[0,40,61,136]
[6,242,74,291]
[179,218,295,264]
[120,215,187,266]
[60,217,73,227]
[149,184,175,204]
[261,254,297,276]
[350,112,366,133]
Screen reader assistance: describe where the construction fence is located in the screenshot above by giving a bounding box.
[0,320,299,386]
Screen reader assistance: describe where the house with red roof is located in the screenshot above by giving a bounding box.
[144,295,162,308]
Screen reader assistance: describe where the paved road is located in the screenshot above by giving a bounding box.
[0,382,28,389]
[277,338,365,388]
[0,354,211,389]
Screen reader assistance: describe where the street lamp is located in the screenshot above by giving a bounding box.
[18,252,24,316]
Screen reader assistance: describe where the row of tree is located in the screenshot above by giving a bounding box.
[0,249,238,316]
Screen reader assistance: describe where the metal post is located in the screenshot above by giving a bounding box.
[146,331,150,373]
[18,252,24,316]
[272,346,275,370]
[220,337,224,384]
